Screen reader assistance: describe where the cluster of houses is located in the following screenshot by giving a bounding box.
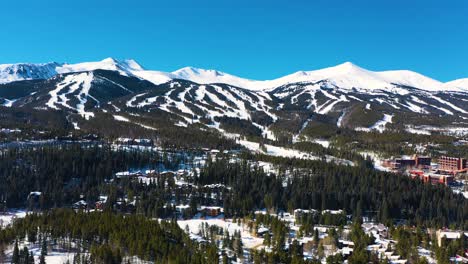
[176,204,223,218]
[114,137,154,146]
[254,208,405,262]
[72,195,110,210]
[248,208,467,263]
[361,223,411,263]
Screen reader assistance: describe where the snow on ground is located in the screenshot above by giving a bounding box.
[404,101,427,113]
[418,247,437,264]
[42,252,79,264]
[72,122,80,130]
[337,111,346,127]
[405,125,468,136]
[2,98,17,107]
[177,218,263,249]
[405,126,431,135]
[238,139,354,166]
[370,114,393,132]
[356,114,393,133]
[0,210,27,228]
[430,95,467,114]
[113,115,158,131]
[238,139,319,160]
[315,94,348,115]
[46,72,95,119]
[114,115,130,122]
[313,139,330,148]
[359,151,390,172]
[3,238,86,264]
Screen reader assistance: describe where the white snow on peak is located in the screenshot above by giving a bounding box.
[56,57,142,76]
[170,66,261,89]
[1,59,467,93]
[259,62,444,92]
[378,70,442,91]
[163,62,451,92]
[0,62,60,84]
[442,78,468,92]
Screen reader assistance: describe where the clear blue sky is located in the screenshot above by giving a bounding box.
[1,0,467,81]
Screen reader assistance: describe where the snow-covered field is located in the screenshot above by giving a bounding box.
[238,139,319,160]
[405,125,468,136]
[2,235,84,264]
[177,217,264,249]
[238,139,354,166]
[356,114,393,133]
[0,210,27,228]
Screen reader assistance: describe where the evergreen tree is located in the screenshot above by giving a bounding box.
[28,251,34,264]
[40,238,47,264]
[12,240,19,264]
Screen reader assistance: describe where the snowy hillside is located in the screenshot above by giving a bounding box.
[1,58,468,140]
[442,78,468,91]
[0,62,60,84]
[1,58,467,93]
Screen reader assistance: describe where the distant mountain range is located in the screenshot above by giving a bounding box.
[0,58,467,141]
[1,58,467,91]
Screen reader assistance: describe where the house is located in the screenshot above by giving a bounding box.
[73,200,87,210]
[200,206,223,217]
[322,209,343,215]
[115,138,154,146]
[95,195,108,210]
[338,239,355,256]
[256,227,269,237]
[436,229,467,247]
[176,204,191,216]
[362,223,388,238]
[294,209,318,219]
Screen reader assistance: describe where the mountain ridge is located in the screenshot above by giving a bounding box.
[1,67,467,141]
[0,58,466,92]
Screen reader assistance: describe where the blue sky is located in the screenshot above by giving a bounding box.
[1,0,467,81]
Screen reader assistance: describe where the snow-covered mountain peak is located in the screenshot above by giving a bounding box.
[101,57,118,63]
[377,70,442,91]
[273,62,444,92]
[120,59,144,71]
[57,57,138,76]
[0,62,61,84]
[173,67,226,78]
[442,78,468,92]
[1,58,468,94]
[170,66,261,89]
[328,61,364,72]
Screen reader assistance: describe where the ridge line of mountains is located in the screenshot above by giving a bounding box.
[1,57,467,92]
[0,58,467,145]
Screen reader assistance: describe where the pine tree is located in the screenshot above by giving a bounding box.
[313,229,319,246]
[263,232,271,247]
[381,199,390,224]
[22,247,30,264]
[28,251,34,264]
[0,243,5,263]
[12,241,19,264]
[40,238,47,264]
